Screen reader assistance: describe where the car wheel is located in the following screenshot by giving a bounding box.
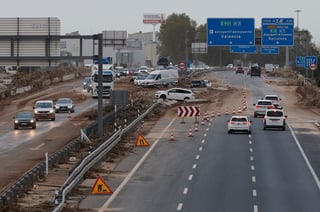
[14,126,18,130]
[184,97,190,102]
[263,125,267,130]
[51,117,55,121]
[160,95,166,100]
[254,113,257,118]
[32,125,36,129]
[282,125,286,131]
[248,130,251,134]
[228,130,232,134]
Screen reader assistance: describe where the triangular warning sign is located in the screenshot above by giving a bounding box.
[135,133,150,147]
[91,176,113,195]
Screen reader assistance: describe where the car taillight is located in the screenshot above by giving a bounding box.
[244,122,250,125]
[229,121,235,124]
[267,105,275,109]
[255,105,262,108]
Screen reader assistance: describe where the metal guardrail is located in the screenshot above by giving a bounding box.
[52,102,159,212]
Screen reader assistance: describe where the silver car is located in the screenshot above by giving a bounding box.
[54,98,75,113]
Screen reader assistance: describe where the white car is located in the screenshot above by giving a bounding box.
[253,99,275,117]
[264,94,282,109]
[227,115,251,134]
[263,109,287,130]
[133,74,148,86]
[226,64,234,69]
[155,88,195,101]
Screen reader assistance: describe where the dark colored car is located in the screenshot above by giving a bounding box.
[83,77,91,90]
[235,66,244,74]
[191,80,206,88]
[250,64,261,77]
[13,111,36,130]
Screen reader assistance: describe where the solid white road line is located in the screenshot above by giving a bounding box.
[288,123,320,190]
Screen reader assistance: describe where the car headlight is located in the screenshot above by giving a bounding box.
[14,119,19,124]
[34,110,39,114]
[30,119,35,123]
[49,109,54,113]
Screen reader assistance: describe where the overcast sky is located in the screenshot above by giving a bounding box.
[2,0,319,45]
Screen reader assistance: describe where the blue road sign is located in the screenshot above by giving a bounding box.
[305,56,318,68]
[296,56,305,67]
[207,18,255,46]
[261,46,279,54]
[230,46,257,53]
[261,18,294,46]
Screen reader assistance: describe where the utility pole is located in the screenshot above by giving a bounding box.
[185,30,189,68]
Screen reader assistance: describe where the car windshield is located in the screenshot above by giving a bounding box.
[265,96,279,101]
[257,101,272,105]
[266,111,283,117]
[231,117,248,122]
[57,99,71,104]
[36,102,52,108]
[16,112,33,118]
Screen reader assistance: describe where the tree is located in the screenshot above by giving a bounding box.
[158,13,197,64]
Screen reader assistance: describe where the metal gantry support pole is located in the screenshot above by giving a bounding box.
[97,33,103,139]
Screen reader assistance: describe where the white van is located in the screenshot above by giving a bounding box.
[141,69,178,88]
[265,64,274,73]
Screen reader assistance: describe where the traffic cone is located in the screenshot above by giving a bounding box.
[67,111,72,119]
[194,123,199,132]
[201,118,205,126]
[211,111,215,118]
[204,112,208,120]
[188,127,193,137]
[169,130,175,141]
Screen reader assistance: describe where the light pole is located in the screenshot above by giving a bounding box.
[294,9,301,29]
[185,30,189,68]
[294,9,302,66]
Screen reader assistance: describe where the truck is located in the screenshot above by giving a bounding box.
[141,69,179,88]
[90,64,114,98]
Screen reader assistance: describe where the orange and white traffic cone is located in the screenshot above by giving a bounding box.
[188,127,193,137]
[67,111,72,119]
[201,118,205,126]
[169,130,175,141]
[194,123,199,132]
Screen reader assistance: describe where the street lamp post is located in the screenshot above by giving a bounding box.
[294,9,301,29]
[294,9,302,67]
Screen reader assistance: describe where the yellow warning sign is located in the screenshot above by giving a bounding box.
[135,133,150,147]
[91,176,113,195]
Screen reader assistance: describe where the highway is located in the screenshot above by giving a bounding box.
[79,71,320,212]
